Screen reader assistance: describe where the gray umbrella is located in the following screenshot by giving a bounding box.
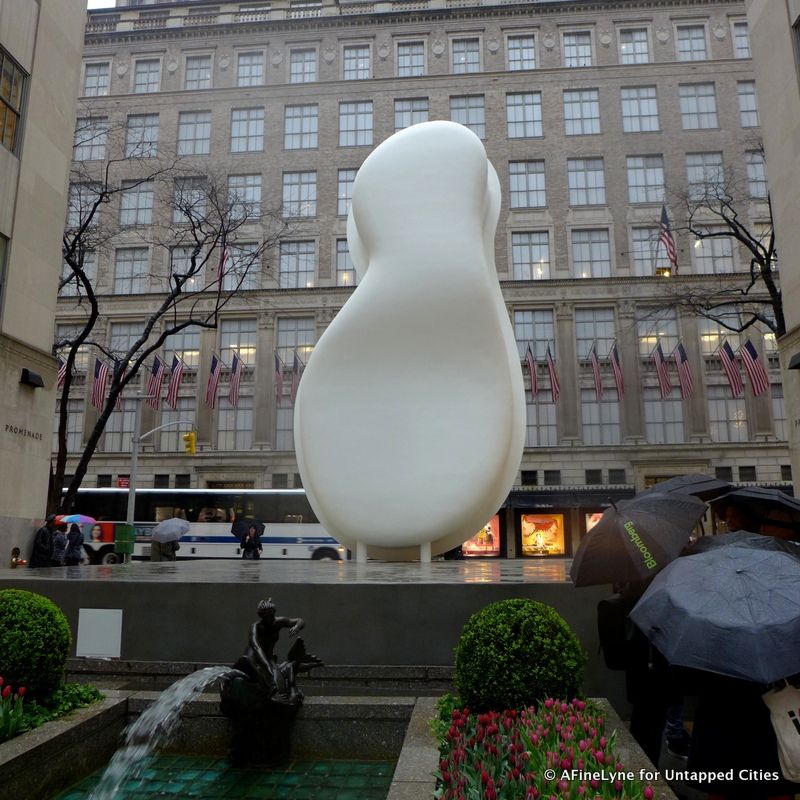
[634,473,731,502]
[151,517,190,543]
[712,486,800,535]
[630,540,800,683]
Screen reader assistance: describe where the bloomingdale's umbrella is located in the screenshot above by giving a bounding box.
[151,517,190,543]
[569,491,708,587]
[630,539,800,683]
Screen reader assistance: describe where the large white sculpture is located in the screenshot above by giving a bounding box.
[294,121,526,559]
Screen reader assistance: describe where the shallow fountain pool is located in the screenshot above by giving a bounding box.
[53,755,396,800]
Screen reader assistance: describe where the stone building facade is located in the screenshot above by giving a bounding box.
[58,0,788,556]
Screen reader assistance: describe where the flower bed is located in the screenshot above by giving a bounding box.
[435,698,655,800]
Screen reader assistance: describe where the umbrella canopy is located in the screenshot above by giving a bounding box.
[230,519,265,538]
[569,492,708,587]
[56,513,96,525]
[151,517,190,543]
[634,473,731,502]
[630,540,800,683]
[712,486,800,535]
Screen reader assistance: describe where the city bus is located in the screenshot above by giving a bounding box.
[65,487,348,563]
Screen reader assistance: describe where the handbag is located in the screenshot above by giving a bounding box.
[762,679,800,781]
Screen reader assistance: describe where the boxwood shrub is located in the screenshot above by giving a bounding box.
[0,589,71,699]
[454,598,586,711]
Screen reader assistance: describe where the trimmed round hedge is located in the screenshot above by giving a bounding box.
[454,598,586,711]
[0,589,71,699]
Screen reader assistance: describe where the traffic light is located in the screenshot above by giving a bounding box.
[182,431,196,454]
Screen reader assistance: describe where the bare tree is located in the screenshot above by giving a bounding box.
[52,114,289,512]
[656,144,781,339]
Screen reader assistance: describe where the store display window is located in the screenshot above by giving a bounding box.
[462,514,501,557]
[520,513,566,556]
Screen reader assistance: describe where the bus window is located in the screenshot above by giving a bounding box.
[198,507,228,522]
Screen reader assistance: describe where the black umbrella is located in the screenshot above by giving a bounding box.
[230,519,265,538]
[634,473,731,502]
[569,491,708,587]
[712,486,800,535]
[630,539,800,683]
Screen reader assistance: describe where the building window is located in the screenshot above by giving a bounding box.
[104,399,137,452]
[343,45,370,80]
[237,51,264,86]
[715,466,734,482]
[154,474,171,488]
[217,396,253,451]
[521,470,538,485]
[228,174,262,220]
[0,48,23,153]
[452,38,480,73]
[506,92,541,138]
[114,247,149,294]
[511,232,550,280]
[120,181,154,226]
[185,54,212,90]
[223,243,261,291]
[110,322,142,357]
[619,28,649,64]
[637,307,678,357]
[609,468,627,484]
[231,108,264,152]
[679,83,718,129]
[575,307,615,358]
[450,95,485,138]
[170,246,204,292]
[282,171,316,218]
[513,308,554,360]
[567,158,606,206]
[738,81,759,127]
[220,317,257,366]
[699,311,745,356]
[276,316,315,365]
[339,101,373,146]
[782,464,793,482]
[526,397,557,446]
[82,61,110,97]
[133,58,161,93]
[746,151,768,199]
[53,399,84,454]
[732,21,751,58]
[563,89,600,135]
[739,465,757,482]
[509,161,546,208]
[273,473,289,488]
[177,111,211,155]
[56,324,90,372]
[631,227,671,276]
[571,230,611,278]
[279,241,316,288]
[626,155,665,204]
[544,470,561,486]
[643,387,685,444]
[394,98,428,131]
[397,41,425,77]
[686,151,724,199]
[707,385,748,443]
[585,469,603,485]
[337,169,356,216]
[693,228,735,274]
[125,114,159,158]
[173,176,207,223]
[336,239,357,286]
[60,251,97,297]
[582,389,621,444]
[165,328,200,368]
[773,384,787,441]
[289,48,316,83]
[507,35,535,70]
[74,117,108,161]
[676,24,707,61]
[284,104,318,149]
[620,86,659,132]
[563,31,592,67]
[67,183,101,228]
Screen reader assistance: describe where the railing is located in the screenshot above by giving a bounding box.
[183,13,220,25]
[234,9,271,22]
[132,16,168,29]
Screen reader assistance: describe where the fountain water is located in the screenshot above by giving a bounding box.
[87,665,241,799]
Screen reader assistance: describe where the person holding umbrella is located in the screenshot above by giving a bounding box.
[241,524,263,560]
[51,522,68,566]
[64,523,85,566]
[150,518,189,562]
[29,514,58,568]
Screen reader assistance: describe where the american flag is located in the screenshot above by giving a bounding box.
[205,353,223,408]
[609,342,625,397]
[652,342,673,398]
[228,352,243,406]
[588,341,603,400]
[114,367,127,410]
[145,356,166,409]
[672,342,695,399]
[659,205,679,274]
[165,355,185,409]
[217,244,231,283]
[91,358,109,410]
[545,344,561,402]
[718,340,744,397]
[274,352,284,402]
[290,351,304,405]
[525,344,538,398]
[56,357,68,389]
[739,338,770,396]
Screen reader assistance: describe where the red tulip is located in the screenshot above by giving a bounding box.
[17,686,25,696]
[2,685,11,698]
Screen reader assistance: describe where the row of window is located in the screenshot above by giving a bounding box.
[81,21,752,97]
[0,44,26,154]
[74,81,761,162]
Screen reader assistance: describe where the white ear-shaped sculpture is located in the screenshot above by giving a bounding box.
[294,121,526,558]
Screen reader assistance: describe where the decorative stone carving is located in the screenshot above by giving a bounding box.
[271,51,283,66]
[377,41,390,60]
[219,56,230,70]
[656,26,670,44]
[116,61,129,76]
[432,39,445,56]
[323,46,336,63]
[543,33,556,50]
[713,23,727,40]
[166,59,178,73]
[487,37,500,53]
[599,31,613,47]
